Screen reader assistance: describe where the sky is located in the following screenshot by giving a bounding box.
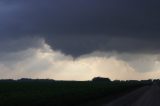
[0,0,160,80]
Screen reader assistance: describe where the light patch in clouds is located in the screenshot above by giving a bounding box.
[1,37,160,80]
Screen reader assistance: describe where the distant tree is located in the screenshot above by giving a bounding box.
[153,79,160,83]
[18,78,33,82]
[0,79,14,82]
[113,80,121,83]
[18,78,55,82]
[92,77,111,82]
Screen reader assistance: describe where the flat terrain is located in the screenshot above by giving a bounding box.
[0,80,146,106]
[105,84,160,106]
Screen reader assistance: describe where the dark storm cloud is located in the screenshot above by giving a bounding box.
[1,0,160,56]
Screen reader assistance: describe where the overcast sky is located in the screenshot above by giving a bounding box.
[0,0,160,80]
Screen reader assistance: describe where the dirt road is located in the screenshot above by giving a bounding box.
[105,84,160,106]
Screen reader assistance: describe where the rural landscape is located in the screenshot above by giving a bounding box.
[1,0,160,106]
[0,77,155,106]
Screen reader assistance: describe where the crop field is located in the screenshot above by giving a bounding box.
[0,79,151,106]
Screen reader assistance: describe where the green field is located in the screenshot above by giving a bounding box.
[0,79,152,106]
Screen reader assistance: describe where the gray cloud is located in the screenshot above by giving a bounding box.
[0,37,160,80]
[1,0,160,80]
[0,37,43,53]
[0,0,160,56]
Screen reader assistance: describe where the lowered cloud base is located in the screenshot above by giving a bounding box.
[0,37,160,81]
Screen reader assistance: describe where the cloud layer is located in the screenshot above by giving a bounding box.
[0,1,160,80]
[0,0,160,56]
[0,37,160,80]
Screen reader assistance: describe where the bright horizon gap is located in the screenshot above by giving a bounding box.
[0,38,160,80]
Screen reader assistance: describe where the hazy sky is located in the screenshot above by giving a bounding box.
[0,0,160,80]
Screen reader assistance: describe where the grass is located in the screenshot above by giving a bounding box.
[0,80,151,106]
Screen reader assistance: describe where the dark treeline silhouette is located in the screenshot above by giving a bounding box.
[0,77,157,106]
[0,77,156,84]
[0,78,55,82]
[92,77,154,85]
[92,77,111,82]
